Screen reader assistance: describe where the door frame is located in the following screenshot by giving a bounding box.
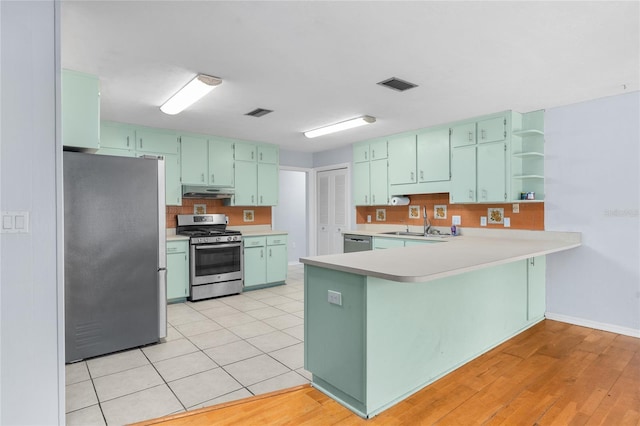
[273,165,313,264]
[310,163,351,256]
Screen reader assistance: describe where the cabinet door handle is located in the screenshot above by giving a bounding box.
[372,194,376,204]
[371,149,375,159]
[410,171,415,181]
[481,129,486,140]
[201,173,205,182]
[364,195,368,204]
[420,170,424,180]
[211,173,215,182]
[140,138,143,148]
[468,131,473,141]
[260,195,263,204]
[269,248,272,257]
[251,151,254,160]
[251,195,255,203]
[469,190,474,200]
[481,189,488,200]
[364,151,368,160]
[260,249,264,258]
[260,152,263,161]
[126,136,130,147]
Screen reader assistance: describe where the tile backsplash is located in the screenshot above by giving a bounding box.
[166,198,272,229]
[356,193,544,230]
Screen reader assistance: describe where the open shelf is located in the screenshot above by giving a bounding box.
[513,152,544,158]
[513,129,544,137]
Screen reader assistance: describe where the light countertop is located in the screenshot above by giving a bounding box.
[238,229,288,237]
[301,230,581,283]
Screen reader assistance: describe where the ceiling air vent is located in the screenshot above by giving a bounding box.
[245,108,273,118]
[377,77,418,92]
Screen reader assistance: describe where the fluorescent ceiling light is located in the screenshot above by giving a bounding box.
[160,74,221,115]
[304,115,376,138]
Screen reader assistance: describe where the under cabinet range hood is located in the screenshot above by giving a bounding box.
[182,185,235,199]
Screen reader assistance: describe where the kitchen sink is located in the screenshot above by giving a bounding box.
[380,231,451,238]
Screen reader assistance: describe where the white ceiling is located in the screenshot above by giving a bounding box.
[61,1,639,153]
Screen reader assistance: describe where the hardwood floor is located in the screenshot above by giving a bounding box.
[133,320,640,425]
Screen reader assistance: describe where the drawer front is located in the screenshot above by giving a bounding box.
[244,237,266,248]
[267,235,287,246]
[167,241,188,254]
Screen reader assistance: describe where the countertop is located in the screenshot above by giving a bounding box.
[166,234,190,242]
[238,229,288,237]
[300,230,581,283]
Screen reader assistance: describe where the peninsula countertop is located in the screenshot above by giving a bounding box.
[300,230,581,283]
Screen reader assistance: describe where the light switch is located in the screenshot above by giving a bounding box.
[328,290,342,306]
[1,211,29,233]
[480,216,487,227]
[504,217,511,228]
[15,215,25,229]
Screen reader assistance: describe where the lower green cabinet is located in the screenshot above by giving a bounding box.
[373,237,405,250]
[167,240,189,302]
[243,235,288,290]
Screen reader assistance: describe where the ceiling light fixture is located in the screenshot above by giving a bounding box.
[304,115,376,139]
[160,74,222,115]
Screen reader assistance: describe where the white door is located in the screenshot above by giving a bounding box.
[317,168,348,255]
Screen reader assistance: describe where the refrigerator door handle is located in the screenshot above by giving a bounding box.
[158,268,167,339]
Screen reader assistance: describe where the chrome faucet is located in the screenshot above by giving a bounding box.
[423,206,431,236]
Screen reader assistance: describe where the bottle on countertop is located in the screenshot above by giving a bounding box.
[451,225,457,236]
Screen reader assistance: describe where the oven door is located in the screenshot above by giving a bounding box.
[191,242,243,286]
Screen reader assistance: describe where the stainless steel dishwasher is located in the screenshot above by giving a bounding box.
[343,234,373,253]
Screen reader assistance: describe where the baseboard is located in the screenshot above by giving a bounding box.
[545,312,640,338]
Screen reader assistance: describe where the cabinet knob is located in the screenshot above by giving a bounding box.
[468,131,473,141]
[201,173,205,182]
[371,149,375,159]
[211,173,215,182]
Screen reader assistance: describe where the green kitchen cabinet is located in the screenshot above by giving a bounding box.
[450,145,477,203]
[167,240,189,302]
[258,145,278,164]
[235,142,257,162]
[258,163,278,205]
[62,69,100,151]
[136,128,179,155]
[353,161,370,206]
[450,122,476,148]
[416,128,450,183]
[266,235,288,283]
[373,237,405,250]
[100,122,135,152]
[354,144,370,163]
[370,159,388,205]
[244,236,267,289]
[209,138,235,186]
[477,142,507,202]
[388,134,417,185]
[233,160,258,205]
[95,147,136,157]
[477,116,507,144]
[180,135,209,185]
[243,235,288,289]
[369,139,388,160]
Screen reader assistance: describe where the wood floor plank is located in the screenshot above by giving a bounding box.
[133,321,640,426]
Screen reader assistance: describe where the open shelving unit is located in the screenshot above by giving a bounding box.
[511,112,545,201]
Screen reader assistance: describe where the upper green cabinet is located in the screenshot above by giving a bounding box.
[180,135,209,185]
[209,138,235,186]
[450,113,510,204]
[136,128,179,155]
[353,139,388,206]
[231,142,279,206]
[62,69,100,151]
[388,134,417,185]
[100,122,135,152]
[416,128,450,183]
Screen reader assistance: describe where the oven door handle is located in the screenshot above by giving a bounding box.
[194,243,242,250]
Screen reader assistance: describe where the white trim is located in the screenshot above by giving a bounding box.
[545,312,640,338]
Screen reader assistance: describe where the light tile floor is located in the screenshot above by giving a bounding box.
[65,264,308,426]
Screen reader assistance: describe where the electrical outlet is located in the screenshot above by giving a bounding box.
[452,215,461,225]
[504,217,511,227]
[367,215,372,223]
[480,216,487,227]
[512,203,520,213]
[328,290,342,306]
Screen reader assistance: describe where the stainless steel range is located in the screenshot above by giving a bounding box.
[176,214,243,301]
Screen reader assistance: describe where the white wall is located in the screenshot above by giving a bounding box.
[1,0,63,424]
[545,91,640,336]
[280,149,313,168]
[313,145,352,168]
[273,170,308,263]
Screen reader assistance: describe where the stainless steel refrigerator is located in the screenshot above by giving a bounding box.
[64,151,167,363]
